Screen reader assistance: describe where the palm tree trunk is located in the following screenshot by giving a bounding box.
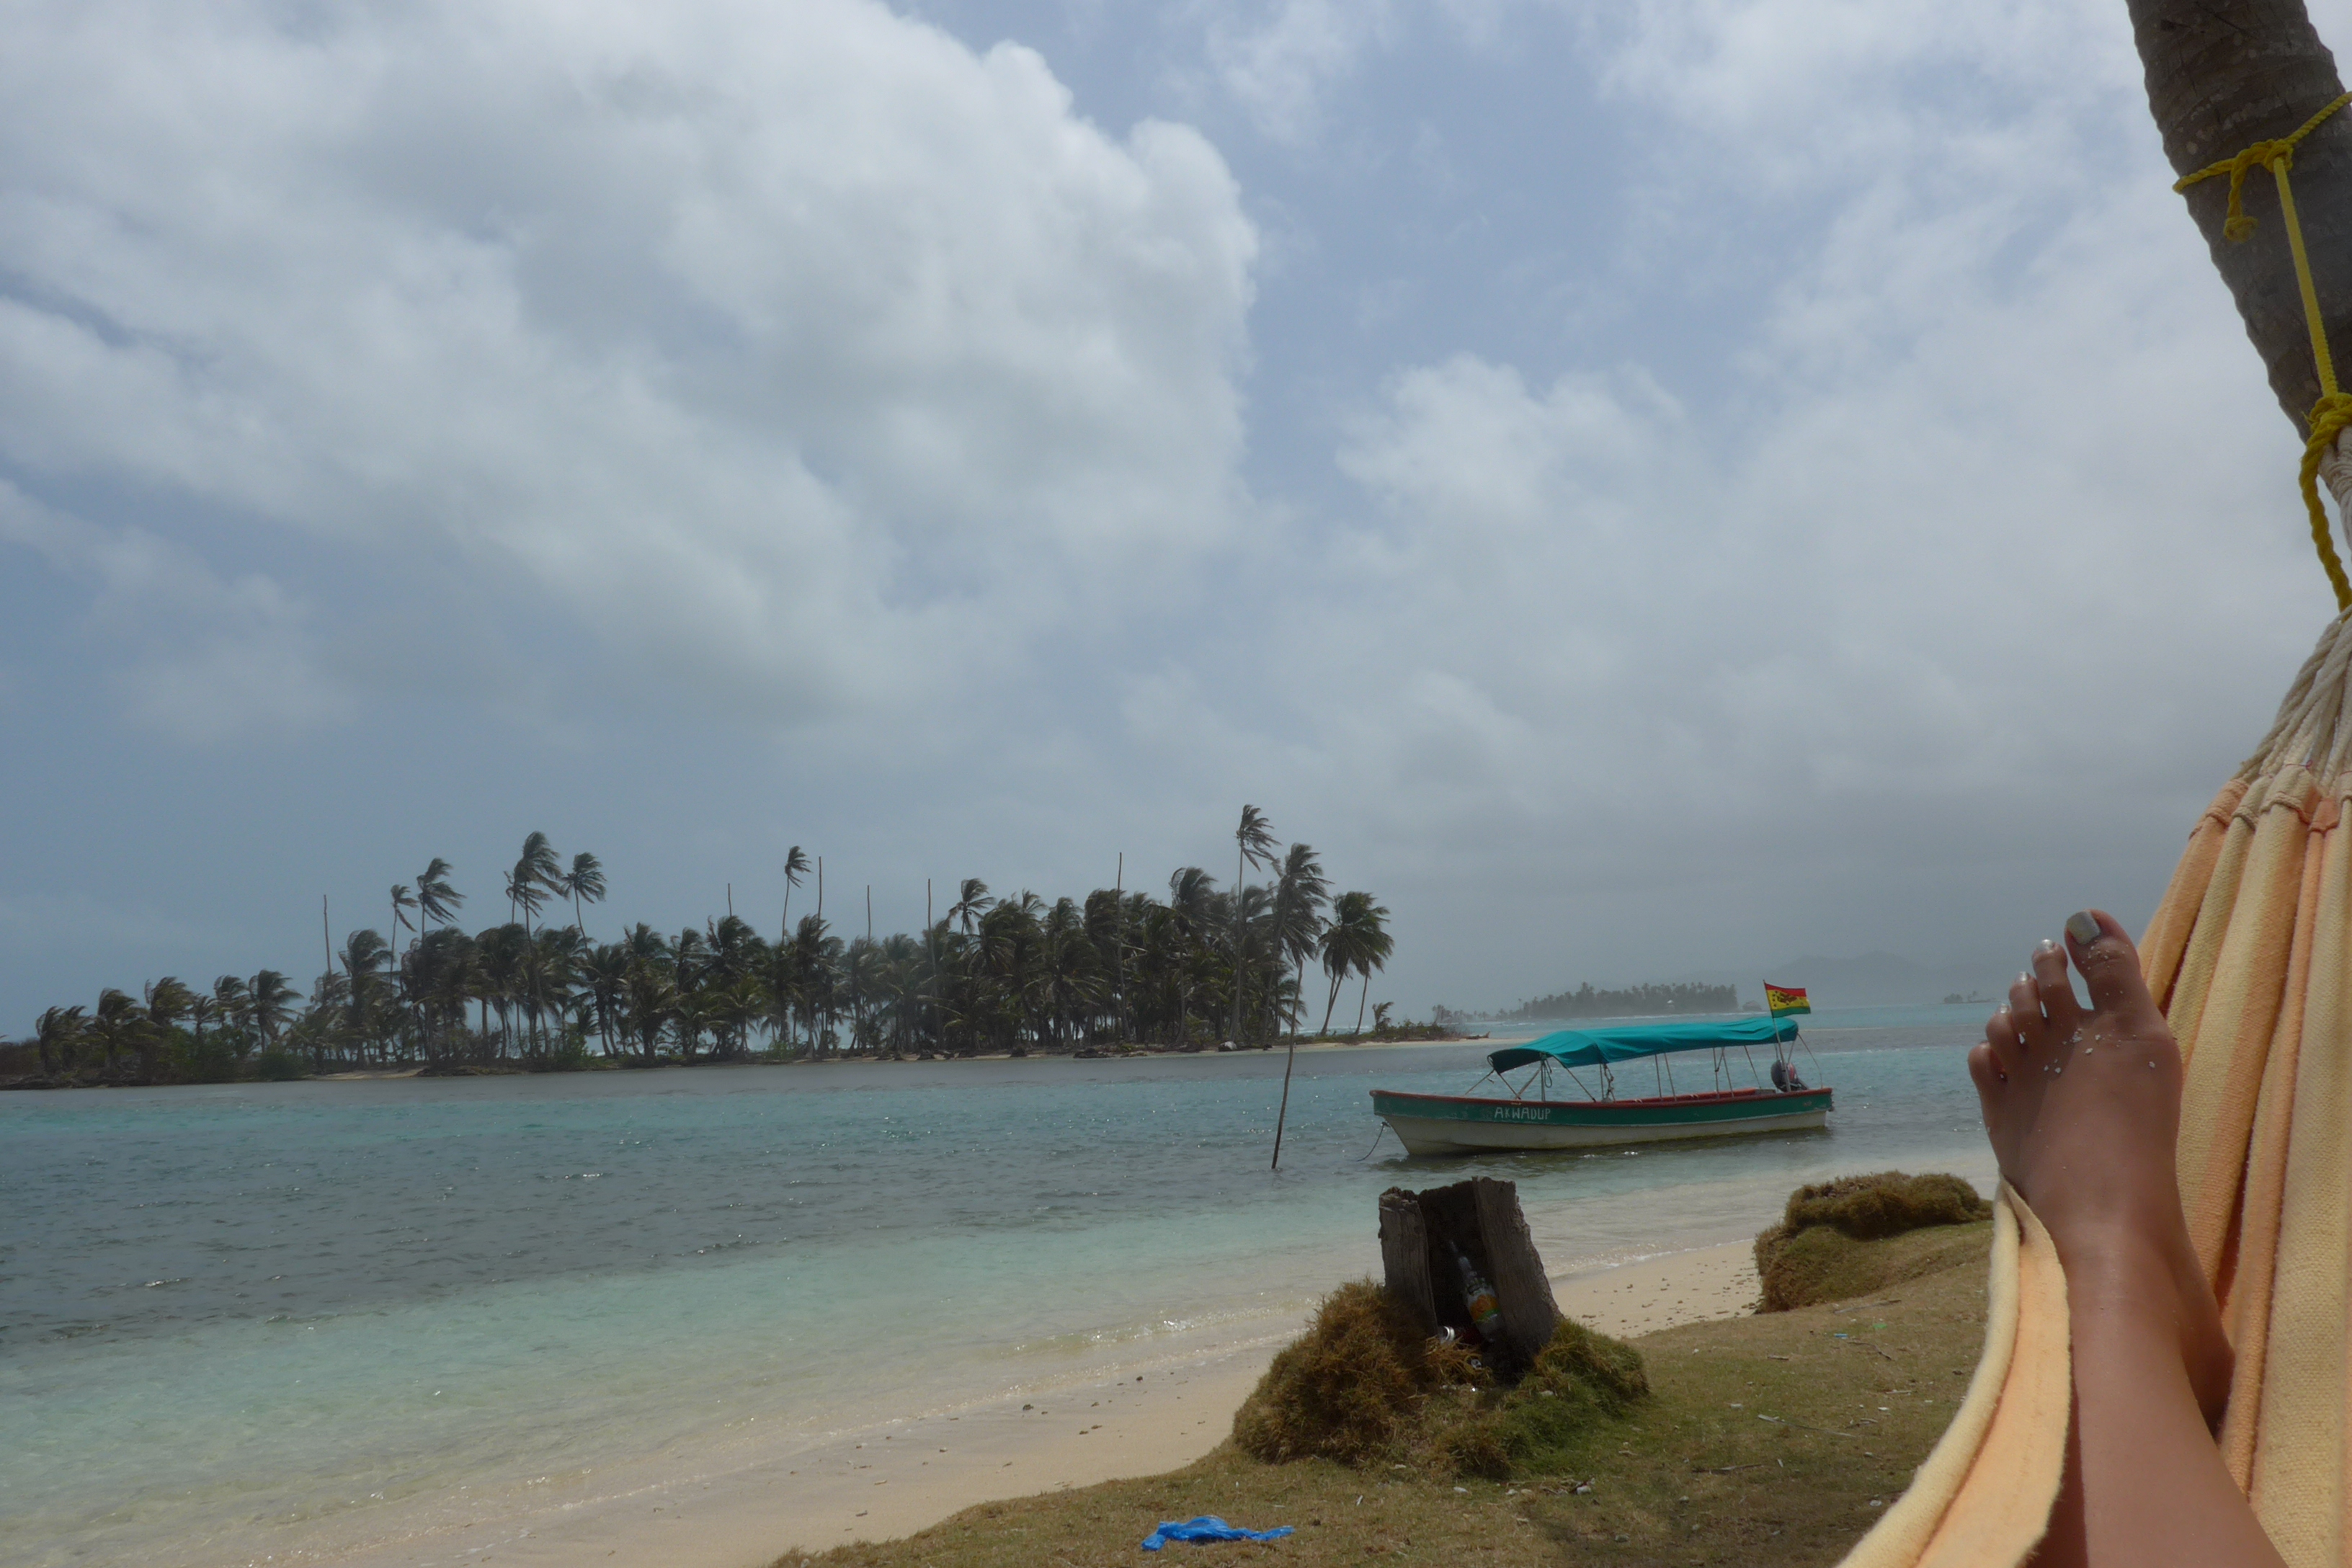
[1233,843,1245,1044]
[1321,974,1342,1037]
[2129,1,2352,438]
[1355,971,1371,1035]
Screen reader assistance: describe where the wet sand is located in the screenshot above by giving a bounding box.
[324,1241,1758,1568]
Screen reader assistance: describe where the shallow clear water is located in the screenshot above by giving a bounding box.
[2,1006,1996,1567]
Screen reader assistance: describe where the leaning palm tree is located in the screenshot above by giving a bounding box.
[32,1004,84,1076]
[416,858,463,928]
[143,976,195,1032]
[390,883,419,953]
[1230,806,1280,1043]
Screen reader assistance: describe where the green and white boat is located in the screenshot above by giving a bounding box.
[1371,1015,1832,1155]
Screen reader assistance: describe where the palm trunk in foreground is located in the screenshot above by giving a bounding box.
[2129,1,2352,445]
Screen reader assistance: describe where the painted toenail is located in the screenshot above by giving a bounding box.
[2065,911,2101,945]
[2035,937,2062,957]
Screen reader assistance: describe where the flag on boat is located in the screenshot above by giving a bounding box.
[1763,983,1810,1017]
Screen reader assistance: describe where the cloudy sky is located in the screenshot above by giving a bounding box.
[1,0,2339,1021]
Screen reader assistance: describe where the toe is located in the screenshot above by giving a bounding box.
[2032,938,2082,1036]
[2007,971,2051,1049]
[2064,909,2161,1024]
[1968,1039,2006,1097]
[1984,1004,2025,1075]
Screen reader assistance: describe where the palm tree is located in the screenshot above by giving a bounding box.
[950,878,994,936]
[780,846,811,944]
[1231,806,1280,1043]
[559,852,606,935]
[211,968,250,1053]
[504,866,548,935]
[144,976,195,1032]
[1271,843,1329,1038]
[416,858,463,929]
[512,832,561,935]
[249,970,296,1047]
[2129,0,2352,435]
[407,927,478,1064]
[33,1004,84,1076]
[1165,868,1217,1044]
[90,988,153,1076]
[1318,891,1393,1035]
[390,884,419,953]
[339,930,392,1060]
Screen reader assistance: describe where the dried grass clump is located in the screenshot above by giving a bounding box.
[1233,1283,1648,1476]
[1755,1171,1992,1311]
[1231,1280,1453,1465]
[1779,1171,1988,1240]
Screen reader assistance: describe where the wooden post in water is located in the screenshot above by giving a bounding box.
[1270,1034,1301,1170]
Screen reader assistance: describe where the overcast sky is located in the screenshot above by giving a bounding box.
[1,0,2340,1022]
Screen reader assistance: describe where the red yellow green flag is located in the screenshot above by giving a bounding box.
[1764,983,1811,1017]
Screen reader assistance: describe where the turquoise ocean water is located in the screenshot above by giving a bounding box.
[3,1007,1998,1567]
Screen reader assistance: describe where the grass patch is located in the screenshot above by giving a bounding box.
[1755,1173,1990,1311]
[784,1223,1995,1568]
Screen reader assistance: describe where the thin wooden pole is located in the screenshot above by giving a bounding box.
[322,895,331,976]
[1271,1037,1299,1170]
[866,885,872,943]
[1115,852,1125,1043]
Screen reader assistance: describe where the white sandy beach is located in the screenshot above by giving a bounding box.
[324,1240,1760,1568]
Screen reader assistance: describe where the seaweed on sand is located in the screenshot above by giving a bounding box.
[1231,1281,1647,1475]
[1755,1170,1992,1311]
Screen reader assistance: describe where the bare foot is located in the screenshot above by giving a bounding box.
[1966,910,2232,1430]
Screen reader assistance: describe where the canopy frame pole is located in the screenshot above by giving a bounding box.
[1739,1041,1765,1090]
[1562,1064,1598,1102]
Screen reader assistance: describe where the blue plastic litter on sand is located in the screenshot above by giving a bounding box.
[1140,1516,1296,1551]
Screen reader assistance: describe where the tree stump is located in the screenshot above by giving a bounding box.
[1378,1177,1560,1379]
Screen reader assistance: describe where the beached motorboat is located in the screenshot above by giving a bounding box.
[1371,1014,1832,1154]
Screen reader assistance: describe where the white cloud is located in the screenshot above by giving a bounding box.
[0,0,1256,722]
[1106,0,2337,997]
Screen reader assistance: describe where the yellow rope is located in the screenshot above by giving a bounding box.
[2176,92,2352,608]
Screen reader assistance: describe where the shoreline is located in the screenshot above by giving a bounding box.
[0,1033,1538,1093]
[314,1240,1760,1568]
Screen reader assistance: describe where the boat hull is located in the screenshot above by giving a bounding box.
[1371,1086,1832,1154]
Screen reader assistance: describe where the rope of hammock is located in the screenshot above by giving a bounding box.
[2175,91,2352,610]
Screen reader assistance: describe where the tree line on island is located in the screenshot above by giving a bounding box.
[1492,980,1740,1023]
[4,808,1423,1086]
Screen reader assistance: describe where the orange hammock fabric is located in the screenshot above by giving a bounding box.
[1840,607,2352,1567]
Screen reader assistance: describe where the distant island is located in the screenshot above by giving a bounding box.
[1488,981,1740,1023]
[1,808,1440,1090]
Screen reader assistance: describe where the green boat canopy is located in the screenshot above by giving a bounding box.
[1488,1014,1797,1074]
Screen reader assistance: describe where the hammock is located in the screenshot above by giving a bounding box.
[1839,94,2352,1568]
